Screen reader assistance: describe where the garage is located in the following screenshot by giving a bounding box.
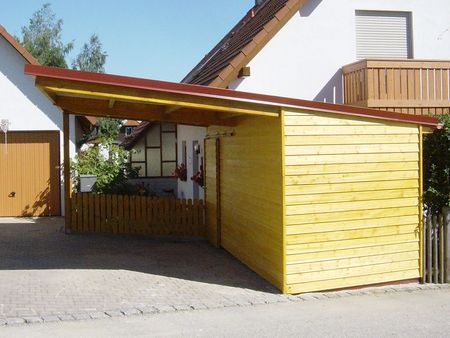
[0,131,60,216]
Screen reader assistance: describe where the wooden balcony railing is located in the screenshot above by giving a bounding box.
[342,59,450,116]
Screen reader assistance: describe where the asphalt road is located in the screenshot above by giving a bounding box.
[1,289,449,337]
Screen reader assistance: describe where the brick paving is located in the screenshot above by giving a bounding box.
[0,217,448,327]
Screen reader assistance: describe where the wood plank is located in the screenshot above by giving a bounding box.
[88,193,95,232]
[129,196,136,233]
[286,269,419,294]
[285,134,418,146]
[106,194,112,233]
[284,143,418,156]
[287,251,418,274]
[286,260,418,284]
[285,152,419,166]
[286,198,418,216]
[94,194,101,233]
[286,241,419,265]
[286,206,418,226]
[82,193,89,233]
[117,195,123,234]
[286,215,419,235]
[286,188,418,206]
[123,195,130,234]
[100,194,106,232]
[285,179,418,196]
[287,224,417,246]
[111,194,118,234]
[285,161,418,176]
[284,125,418,136]
[285,170,418,186]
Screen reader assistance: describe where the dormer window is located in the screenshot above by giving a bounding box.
[125,126,133,136]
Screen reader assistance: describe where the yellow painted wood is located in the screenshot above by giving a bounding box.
[285,179,419,196]
[286,269,419,294]
[286,260,418,284]
[287,242,419,265]
[286,188,418,205]
[284,125,419,136]
[285,134,418,146]
[43,86,279,117]
[285,171,418,186]
[286,215,419,235]
[286,206,418,225]
[418,126,424,279]
[286,197,418,216]
[285,143,418,156]
[286,224,418,246]
[283,109,421,293]
[208,116,284,289]
[285,161,418,175]
[285,152,419,166]
[286,251,419,274]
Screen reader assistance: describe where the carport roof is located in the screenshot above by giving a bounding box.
[24,64,439,128]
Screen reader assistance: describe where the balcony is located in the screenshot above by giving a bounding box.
[342,59,450,116]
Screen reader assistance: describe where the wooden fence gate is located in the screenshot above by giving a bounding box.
[423,210,448,283]
[68,192,206,237]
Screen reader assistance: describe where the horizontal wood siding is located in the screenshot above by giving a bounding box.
[208,116,284,289]
[283,110,420,293]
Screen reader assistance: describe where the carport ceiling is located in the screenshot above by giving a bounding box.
[24,65,280,126]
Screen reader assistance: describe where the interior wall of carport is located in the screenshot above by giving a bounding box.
[206,115,285,291]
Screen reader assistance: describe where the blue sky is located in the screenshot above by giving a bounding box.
[0,0,255,81]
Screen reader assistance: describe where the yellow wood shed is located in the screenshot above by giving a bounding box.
[25,65,438,294]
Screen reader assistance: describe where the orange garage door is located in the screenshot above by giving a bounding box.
[0,131,60,216]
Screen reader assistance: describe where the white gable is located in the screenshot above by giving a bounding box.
[229,0,450,104]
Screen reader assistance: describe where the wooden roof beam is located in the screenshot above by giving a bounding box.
[36,77,279,117]
[55,96,237,127]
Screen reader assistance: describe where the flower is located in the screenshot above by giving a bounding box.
[191,165,204,187]
[173,163,187,181]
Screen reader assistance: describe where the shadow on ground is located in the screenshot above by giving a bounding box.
[0,217,277,293]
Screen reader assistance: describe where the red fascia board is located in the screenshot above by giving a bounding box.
[24,64,439,127]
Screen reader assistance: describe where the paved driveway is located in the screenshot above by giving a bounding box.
[0,218,283,321]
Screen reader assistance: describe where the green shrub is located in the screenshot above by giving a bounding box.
[423,115,450,214]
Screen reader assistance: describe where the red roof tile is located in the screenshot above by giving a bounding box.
[182,0,305,88]
[0,24,38,65]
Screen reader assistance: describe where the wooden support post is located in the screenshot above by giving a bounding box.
[63,111,72,232]
[418,125,424,282]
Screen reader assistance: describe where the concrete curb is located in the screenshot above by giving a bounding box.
[1,283,449,327]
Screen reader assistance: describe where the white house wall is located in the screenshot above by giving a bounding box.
[176,124,205,200]
[229,0,450,103]
[0,36,76,215]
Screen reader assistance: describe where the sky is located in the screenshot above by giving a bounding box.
[0,0,255,82]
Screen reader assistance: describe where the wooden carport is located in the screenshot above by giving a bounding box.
[25,64,439,294]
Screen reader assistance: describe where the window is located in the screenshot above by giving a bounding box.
[125,126,133,136]
[355,10,412,59]
[130,123,177,178]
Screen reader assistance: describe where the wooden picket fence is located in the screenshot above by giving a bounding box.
[423,211,448,283]
[68,192,206,237]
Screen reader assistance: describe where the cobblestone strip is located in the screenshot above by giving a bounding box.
[1,283,448,327]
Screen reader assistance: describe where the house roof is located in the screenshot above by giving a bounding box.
[182,0,305,88]
[122,121,153,149]
[25,64,439,129]
[0,25,38,65]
